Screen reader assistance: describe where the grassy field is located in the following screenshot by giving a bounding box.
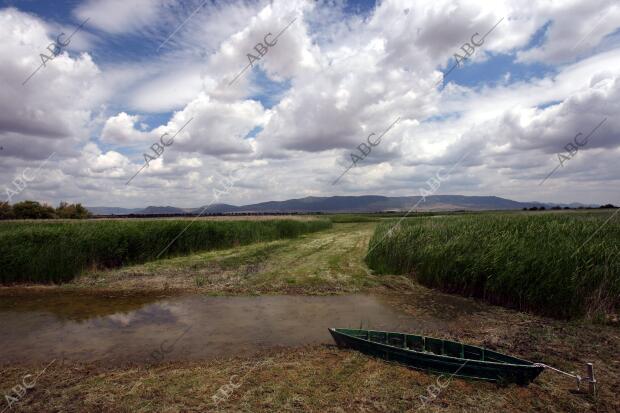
[366,211,620,320]
[0,218,331,284]
[324,214,381,223]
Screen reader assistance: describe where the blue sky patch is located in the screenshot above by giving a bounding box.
[244,125,264,140]
[247,67,291,109]
[444,53,556,89]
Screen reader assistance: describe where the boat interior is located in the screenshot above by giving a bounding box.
[334,328,529,365]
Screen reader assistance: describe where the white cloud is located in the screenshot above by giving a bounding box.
[0,8,103,161]
[74,0,172,35]
[101,112,152,144]
[1,0,620,208]
[516,0,620,64]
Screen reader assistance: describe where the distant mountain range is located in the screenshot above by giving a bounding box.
[87,195,596,215]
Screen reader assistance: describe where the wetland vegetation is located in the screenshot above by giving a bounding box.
[0,211,618,412]
[0,218,331,284]
[366,212,620,319]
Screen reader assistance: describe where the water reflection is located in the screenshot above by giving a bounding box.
[0,294,427,365]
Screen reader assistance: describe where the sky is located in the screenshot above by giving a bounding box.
[0,0,619,208]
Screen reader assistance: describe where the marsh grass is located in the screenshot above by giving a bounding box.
[194,275,206,287]
[326,214,379,223]
[0,219,331,284]
[366,212,620,319]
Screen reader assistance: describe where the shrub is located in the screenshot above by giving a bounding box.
[56,202,92,219]
[12,201,56,219]
[0,202,14,220]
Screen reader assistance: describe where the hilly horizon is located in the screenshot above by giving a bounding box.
[87,195,595,215]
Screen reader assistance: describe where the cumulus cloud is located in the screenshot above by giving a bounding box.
[101,112,152,145]
[0,8,103,161]
[1,0,620,207]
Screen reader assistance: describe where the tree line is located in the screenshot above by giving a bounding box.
[0,201,92,220]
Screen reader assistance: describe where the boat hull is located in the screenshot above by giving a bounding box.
[329,328,543,385]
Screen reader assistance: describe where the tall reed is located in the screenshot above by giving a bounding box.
[0,219,332,284]
[366,212,620,319]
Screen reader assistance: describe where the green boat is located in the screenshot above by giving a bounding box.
[329,328,544,385]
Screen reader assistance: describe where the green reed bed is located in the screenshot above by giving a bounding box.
[325,214,380,223]
[0,219,332,284]
[366,212,620,319]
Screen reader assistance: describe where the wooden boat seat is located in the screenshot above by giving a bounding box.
[406,335,425,351]
[387,333,405,347]
[425,337,444,355]
[464,345,485,361]
[445,341,465,358]
[369,331,387,343]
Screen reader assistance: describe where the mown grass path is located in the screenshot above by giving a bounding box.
[69,223,389,295]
